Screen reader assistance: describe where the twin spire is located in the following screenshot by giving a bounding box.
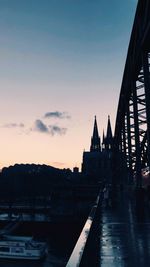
[106,115,112,139]
[90,115,113,152]
[90,116,101,152]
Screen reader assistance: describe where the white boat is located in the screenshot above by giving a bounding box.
[0,235,48,260]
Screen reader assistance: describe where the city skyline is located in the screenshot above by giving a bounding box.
[0,0,138,170]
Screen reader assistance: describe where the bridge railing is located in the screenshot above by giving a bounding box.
[66,191,102,267]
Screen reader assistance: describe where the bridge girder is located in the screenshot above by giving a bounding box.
[114,0,150,187]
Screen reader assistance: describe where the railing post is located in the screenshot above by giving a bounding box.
[66,193,102,267]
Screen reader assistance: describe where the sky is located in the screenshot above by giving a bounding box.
[0,0,138,170]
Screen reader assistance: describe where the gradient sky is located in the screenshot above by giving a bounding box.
[0,0,138,170]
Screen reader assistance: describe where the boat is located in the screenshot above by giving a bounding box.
[0,235,48,260]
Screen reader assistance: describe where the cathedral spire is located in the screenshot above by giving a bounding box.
[102,130,105,150]
[105,115,113,149]
[106,115,112,139]
[90,116,101,152]
[102,130,105,144]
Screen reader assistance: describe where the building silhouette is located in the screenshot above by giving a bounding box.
[82,116,113,184]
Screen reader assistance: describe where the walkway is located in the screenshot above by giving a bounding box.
[100,192,150,267]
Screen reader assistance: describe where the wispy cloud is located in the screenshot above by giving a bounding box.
[51,162,66,168]
[44,111,71,119]
[2,112,69,137]
[49,125,67,136]
[33,120,67,136]
[34,120,49,133]
[2,123,25,128]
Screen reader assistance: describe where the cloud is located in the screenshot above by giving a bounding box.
[34,120,67,136]
[34,120,49,133]
[1,118,68,137]
[49,125,67,136]
[2,123,25,128]
[51,162,66,167]
[44,111,71,119]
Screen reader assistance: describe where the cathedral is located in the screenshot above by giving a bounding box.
[81,116,113,183]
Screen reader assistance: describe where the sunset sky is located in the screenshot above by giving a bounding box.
[0,0,138,170]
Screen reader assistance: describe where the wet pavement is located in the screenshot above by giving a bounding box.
[100,193,150,267]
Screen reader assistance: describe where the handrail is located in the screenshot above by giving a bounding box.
[66,192,102,267]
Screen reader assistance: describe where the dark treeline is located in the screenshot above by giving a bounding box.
[0,164,72,199]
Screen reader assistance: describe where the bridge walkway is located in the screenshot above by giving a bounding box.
[100,191,150,267]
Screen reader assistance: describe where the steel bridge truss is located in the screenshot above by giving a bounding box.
[114,0,150,187]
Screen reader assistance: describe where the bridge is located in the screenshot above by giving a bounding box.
[114,0,150,188]
[66,0,150,266]
[0,0,149,266]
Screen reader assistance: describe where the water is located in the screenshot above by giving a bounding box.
[0,253,65,267]
[0,220,84,267]
[0,242,68,267]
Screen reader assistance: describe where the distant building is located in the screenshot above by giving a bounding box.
[73,167,79,173]
[81,116,113,184]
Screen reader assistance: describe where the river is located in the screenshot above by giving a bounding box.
[0,220,84,267]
